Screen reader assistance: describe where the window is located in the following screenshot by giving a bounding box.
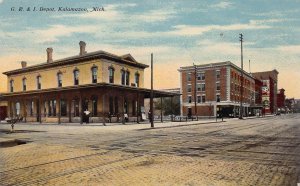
[92,97,97,116]
[197,83,205,92]
[216,70,220,79]
[109,96,114,114]
[188,96,192,103]
[202,95,206,103]
[187,73,191,81]
[114,97,119,114]
[22,78,26,91]
[48,100,56,116]
[125,71,130,86]
[197,96,201,103]
[91,67,97,83]
[44,102,47,117]
[187,85,192,92]
[132,100,136,116]
[124,99,128,113]
[216,82,220,91]
[135,73,140,87]
[30,101,34,116]
[10,80,14,92]
[74,100,79,117]
[15,102,20,116]
[60,99,67,116]
[197,72,205,80]
[109,67,114,83]
[57,73,62,87]
[197,95,205,103]
[37,76,41,90]
[74,70,79,85]
[121,70,125,85]
[216,94,220,102]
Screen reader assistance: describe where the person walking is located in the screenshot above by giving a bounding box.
[83,109,90,124]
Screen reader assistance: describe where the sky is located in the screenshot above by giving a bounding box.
[0,0,299,98]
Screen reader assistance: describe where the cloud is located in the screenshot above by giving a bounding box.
[276,45,300,54]
[1,24,100,44]
[168,21,271,36]
[52,3,175,23]
[0,0,3,4]
[211,1,233,9]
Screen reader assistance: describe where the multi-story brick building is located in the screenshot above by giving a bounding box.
[252,70,279,114]
[277,88,286,113]
[179,61,255,117]
[1,41,176,123]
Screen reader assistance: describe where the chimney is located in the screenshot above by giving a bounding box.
[46,47,53,63]
[79,41,87,55]
[21,61,27,68]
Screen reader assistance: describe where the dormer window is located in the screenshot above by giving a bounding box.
[36,76,41,90]
[74,69,79,85]
[22,78,26,91]
[10,79,14,92]
[57,72,62,87]
[91,66,97,83]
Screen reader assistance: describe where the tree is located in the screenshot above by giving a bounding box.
[154,96,180,115]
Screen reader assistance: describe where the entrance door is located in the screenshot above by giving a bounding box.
[82,100,89,122]
[0,106,7,120]
[187,108,192,118]
[36,101,40,122]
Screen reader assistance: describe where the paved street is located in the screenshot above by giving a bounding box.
[0,114,299,186]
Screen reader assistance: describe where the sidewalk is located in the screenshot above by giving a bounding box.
[0,115,275,130]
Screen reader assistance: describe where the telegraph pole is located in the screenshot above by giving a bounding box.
[150,53,154,128]
[193,63,197,116]
[249,60,251,74]
[239,33,244,119]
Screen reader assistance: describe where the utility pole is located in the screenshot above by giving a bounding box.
[249,60,251,74]
[150,53,154,128]
[239,33,244,119]
[193,63,197,116]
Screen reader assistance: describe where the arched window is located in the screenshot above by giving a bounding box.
[73,69,79,85]
[57,72,62,87]
[135,72,140,87]
[91,66,98,83]
[121,69,125,85]
[36,76,41,90]
[108,67,115,83]
[22,78,26,91]
[10,79,14,92]
[125,71,130,86]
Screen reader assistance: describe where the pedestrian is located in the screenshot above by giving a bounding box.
[84,109,90,124]
[148,111,152,123]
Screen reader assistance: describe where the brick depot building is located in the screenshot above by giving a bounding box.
[1,41,177,124]
[179,62,256,117]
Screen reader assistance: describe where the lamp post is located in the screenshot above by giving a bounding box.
[150,53,154,128]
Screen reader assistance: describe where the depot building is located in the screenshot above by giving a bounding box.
[1,41,177,124]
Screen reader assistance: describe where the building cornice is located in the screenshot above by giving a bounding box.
[3,50,149,76]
